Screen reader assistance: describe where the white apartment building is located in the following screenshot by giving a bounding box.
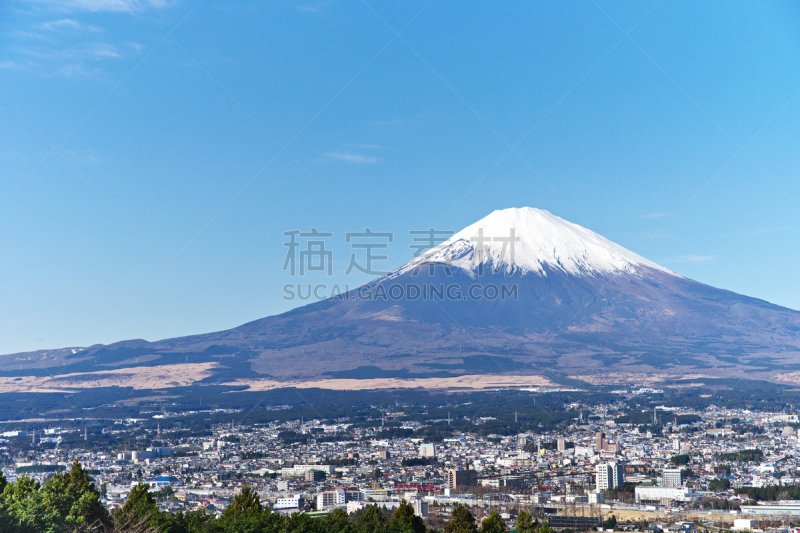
[635,486,698,503]
[316,488,364,511]
[280,464,336,477]
[596,462,624,490]
[275,495,304,510]
[662,468,683,487]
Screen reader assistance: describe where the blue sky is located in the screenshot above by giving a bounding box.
[2,0,800,354]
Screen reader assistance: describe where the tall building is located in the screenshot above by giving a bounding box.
[410,495,429,517]
[596,462,624,490]
[596,463,611,490]
[662,468,683,487]
[447,468,477,488]
[557,438,566,452]
[595,431,621,453]
[612,462,624,487]
[305,470,326,482]
[419,443,435,457]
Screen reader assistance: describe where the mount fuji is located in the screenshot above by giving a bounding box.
[6,207,800,386]
[392,207,672,278]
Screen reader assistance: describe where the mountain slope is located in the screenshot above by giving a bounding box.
[5,207,800,385]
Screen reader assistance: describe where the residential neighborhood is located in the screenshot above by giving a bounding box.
[5,395,800,532]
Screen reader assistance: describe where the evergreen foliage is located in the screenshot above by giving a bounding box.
[0,467,566,533]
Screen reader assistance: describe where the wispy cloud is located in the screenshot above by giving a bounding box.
[12,29,55,42]
[642,212,670,219]
[324,152,380,164]
[51,62,105,78]
[19,43,121,61]
[8,40,121,78]
[38,18,102,32]
[5,0,166,79]
[25,0,169,13]
[125,41,146,52]
[92,45,119,58]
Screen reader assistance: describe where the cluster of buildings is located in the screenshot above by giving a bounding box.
[4,400,800,529]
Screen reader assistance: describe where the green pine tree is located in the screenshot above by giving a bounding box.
[481,511,506,533]
[221,485,262,519]
[390,500,426,533]
[327,507,352,533]
[113,483,159,532]
[356,504,388,533]
[515,511,534,533]
[444,504,478,533]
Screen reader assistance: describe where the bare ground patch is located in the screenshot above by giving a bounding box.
[0,363,218,392]
[221,374,556,392]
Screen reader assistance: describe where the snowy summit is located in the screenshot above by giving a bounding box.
[401,207,673,277]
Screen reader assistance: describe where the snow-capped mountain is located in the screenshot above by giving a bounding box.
[5,207,800,386]
[390,207,673,278]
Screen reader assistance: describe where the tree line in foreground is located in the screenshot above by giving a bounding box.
[0,460,556,533]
